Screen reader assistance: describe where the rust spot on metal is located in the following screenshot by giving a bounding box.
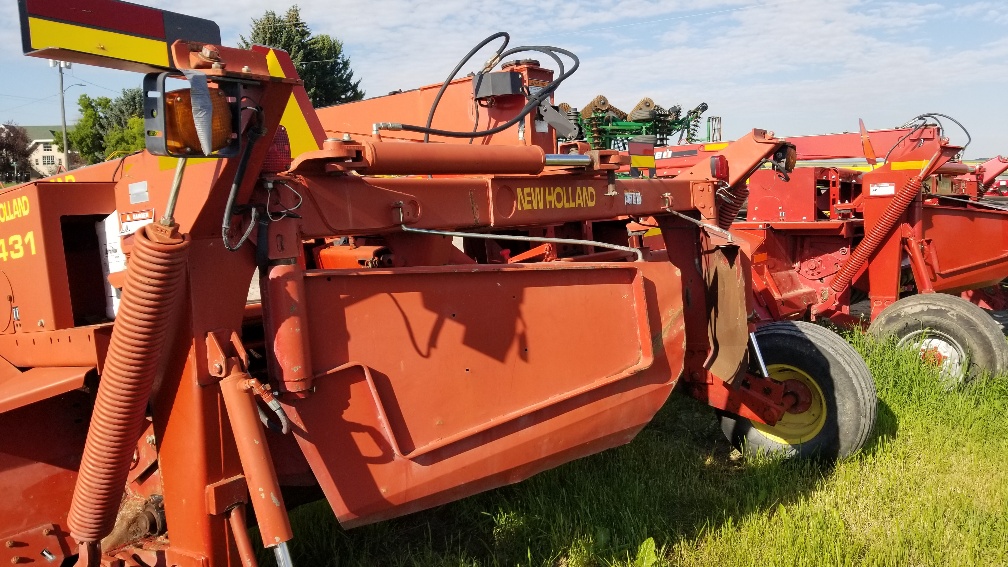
[469,190,480,225]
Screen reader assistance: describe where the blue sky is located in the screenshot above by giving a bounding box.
[2,0,1007,158]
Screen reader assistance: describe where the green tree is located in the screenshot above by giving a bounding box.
[64,94,110,164]
[104,115,146,158]
[0,121,32,183]
[239,6,364,107]
[61,88,145,164]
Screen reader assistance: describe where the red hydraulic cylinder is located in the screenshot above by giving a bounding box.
[291,137,550,177]
[264,261,314,394]
[363,138,547,175]
[219,372,293,548]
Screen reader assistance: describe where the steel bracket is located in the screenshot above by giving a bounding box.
[204,329,248,384]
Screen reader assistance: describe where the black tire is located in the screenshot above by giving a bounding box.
[867,293,1008,383]
[719,321,877,460]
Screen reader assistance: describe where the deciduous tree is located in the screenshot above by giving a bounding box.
[0,121,32,184]
[61,88,145,164]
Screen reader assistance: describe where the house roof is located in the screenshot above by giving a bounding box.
[22,125,61,142]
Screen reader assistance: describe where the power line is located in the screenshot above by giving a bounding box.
[69,71,120,94]
[0,93,49,101]
[0,93,59,115]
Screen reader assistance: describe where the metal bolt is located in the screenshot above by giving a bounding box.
[146,434,156,445]
[37,319,44,327]
[242,65,251,73]
[200,46,220,60]
[41,528,52,536]
[40,549,55,562]
[5,541,13,548]
[11,556,22,563]
[342,133,351,141]
[213,363,224,374]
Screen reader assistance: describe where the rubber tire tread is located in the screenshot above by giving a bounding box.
[719,321,877,460]
[867,293,1008,381]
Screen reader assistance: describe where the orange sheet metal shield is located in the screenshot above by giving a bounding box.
[282,262,685,527]
[704,246,749,383]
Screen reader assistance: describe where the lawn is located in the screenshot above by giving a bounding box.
[255,333,1008,566]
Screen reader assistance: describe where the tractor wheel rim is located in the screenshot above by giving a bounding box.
[896,329,966,383]
[751,364,827,445]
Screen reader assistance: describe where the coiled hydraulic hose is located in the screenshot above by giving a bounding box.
[830,175,923,293]
[68,223,190,549]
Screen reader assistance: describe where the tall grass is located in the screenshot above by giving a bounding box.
[254,333,1008,566]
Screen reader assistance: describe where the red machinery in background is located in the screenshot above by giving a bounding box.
[642,119,1008,382]
[1,3,875,567]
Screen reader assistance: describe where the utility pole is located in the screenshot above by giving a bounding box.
[51,59,71,171]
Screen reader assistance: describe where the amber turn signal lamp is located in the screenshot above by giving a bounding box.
[164,88,233,155]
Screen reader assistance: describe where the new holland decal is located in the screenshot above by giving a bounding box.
[516,186,597,211]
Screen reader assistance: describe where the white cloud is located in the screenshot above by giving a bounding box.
[2,0,1007,157]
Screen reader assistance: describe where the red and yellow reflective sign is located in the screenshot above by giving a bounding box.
[18,0,220,71]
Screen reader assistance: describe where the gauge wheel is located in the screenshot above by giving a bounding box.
[719,321,877,460]
[868,293,1008,383]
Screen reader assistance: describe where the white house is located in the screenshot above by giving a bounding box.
[23,125,67,177]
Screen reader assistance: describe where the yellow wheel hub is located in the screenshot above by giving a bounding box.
[752,364,827,445]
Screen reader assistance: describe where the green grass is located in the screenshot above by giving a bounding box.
[253,333,1008,566]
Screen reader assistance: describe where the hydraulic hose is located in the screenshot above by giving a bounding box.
[382,44,579,140]
[423,32,510,143]
[830,175,923,293]
[68,223,190,548]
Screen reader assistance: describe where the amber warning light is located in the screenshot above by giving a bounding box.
[143,71,240,158]
[163,88,233,155]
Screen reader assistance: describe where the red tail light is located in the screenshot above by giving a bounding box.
[710,155,729,182]
[262,125,293,174]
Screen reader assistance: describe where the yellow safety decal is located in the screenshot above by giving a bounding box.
[704,142,729,151]
[266,50,287,79]
[752,252,768,263]
[643,228,662,237]
[891,160,929,171]
[517,186,596,211]
[157,156,214,171]
[280,94,321,156]
[28,17,168,68]
[630,155,656,168]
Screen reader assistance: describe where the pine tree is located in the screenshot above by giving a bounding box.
[239,6,364,107]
